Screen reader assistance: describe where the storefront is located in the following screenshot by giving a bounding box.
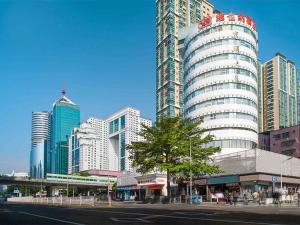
[116,185,140,201]
[135,174,173,199]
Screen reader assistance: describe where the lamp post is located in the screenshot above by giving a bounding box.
[181,130,193,205]
[189,136,192,205]
[280,156,293,192]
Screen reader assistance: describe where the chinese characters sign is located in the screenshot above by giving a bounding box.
[199,13,256,31]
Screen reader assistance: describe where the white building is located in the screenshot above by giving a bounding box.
[68,122,109,174]
[106,107,152,172]
[182,13,259,154]
[86,117,109,170]
[30,111,50,178]
[68,107,152,174]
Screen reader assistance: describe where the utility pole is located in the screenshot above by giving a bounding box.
[189,137,193,205]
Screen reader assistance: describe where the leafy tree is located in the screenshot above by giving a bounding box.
[126,115,220,198]
[76,171,90,177]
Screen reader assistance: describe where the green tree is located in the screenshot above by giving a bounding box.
[126,115,220,198]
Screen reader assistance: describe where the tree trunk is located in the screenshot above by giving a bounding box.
[167,168,171,199]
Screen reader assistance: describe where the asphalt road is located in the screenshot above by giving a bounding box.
[1,203,300,225]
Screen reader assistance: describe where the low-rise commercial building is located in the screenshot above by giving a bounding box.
[194,149,300,201]
[258,125,300,158]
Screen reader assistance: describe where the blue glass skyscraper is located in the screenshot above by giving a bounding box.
[51,90,80,174]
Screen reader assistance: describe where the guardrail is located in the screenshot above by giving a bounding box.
[7,196,110,206]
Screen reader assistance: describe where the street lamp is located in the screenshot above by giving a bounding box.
[280,156,293,192]
[189,136,192,205]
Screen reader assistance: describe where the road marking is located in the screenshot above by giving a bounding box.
[139,214,285,225]
[111,217,152,223]
[173,211,217,216]
[75,208,283,225]
[19,211,85,225]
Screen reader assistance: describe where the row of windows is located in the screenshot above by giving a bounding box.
[185,97,257,114]
[185,24,257,50]
[201,112,258,123]
[204,139,257,149]
[185,82,257,103]
[185,53,257,75]
[184,68,257,90]
[185,38,256,63]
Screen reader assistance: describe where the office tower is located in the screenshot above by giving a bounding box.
[106,108,152,172]
[51,90,80,174]
[261,53,298,131]
[30,111,50,178]
[182,13,258,154]
[156,0,214,117]
[68,123,101,174]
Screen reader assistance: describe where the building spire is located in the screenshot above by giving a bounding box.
[62,88,66,96]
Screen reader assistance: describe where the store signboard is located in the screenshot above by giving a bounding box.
[208,175,239,185]
[199,13,256,31]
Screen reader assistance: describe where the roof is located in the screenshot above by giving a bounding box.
[53,90,78,107]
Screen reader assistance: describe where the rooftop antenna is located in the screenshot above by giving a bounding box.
[62,82,66,96]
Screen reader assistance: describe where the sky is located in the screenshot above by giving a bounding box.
[0,0,299,173]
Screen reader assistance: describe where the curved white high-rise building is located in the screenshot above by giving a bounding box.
[31,112,49,148]
[30,111,50,178]
[183,13,258,154]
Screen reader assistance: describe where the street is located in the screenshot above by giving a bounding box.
[0,203,300,225]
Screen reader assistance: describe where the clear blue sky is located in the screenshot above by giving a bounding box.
[0,0,299,173]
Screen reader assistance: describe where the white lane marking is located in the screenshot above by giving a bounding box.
[111,217,152,223]
[19,211,85,225]
[139,214,285,225]
[173,211,217,216]
[74,208,284,225]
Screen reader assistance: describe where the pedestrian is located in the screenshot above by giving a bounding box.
[297,189,300,207]
[233,191,239,206]
[224,190,229,204]
[229,192,233,205]
[252,191,259,204]
[243,193,248,205]
[259,191,262,205]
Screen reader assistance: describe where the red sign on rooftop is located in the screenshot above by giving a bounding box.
[199,13,256,31]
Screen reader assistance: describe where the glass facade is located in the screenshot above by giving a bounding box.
[120,132,126,171]
[51,99,80,174]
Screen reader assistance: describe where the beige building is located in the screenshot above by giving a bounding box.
[156,0,214,117]
[261,53,298,131]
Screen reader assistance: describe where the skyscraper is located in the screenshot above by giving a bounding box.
[261,53,298,131]
[51,90,80,174]
[30,111,50,178]
[182,13,259,154]
[156,0,214,117]
[106,107,152,172]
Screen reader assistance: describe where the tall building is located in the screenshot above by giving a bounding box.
[68,122,102,174]
[261,53,298,131]
[182,13,259,154]
[106,108,152,172]
[257,61,264,132]
[30,111,50,178]
[67,108,152,174]
[86,117,109,170]
[156,0,214,117]
[297,80,300,124]
[51,90,80,174]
